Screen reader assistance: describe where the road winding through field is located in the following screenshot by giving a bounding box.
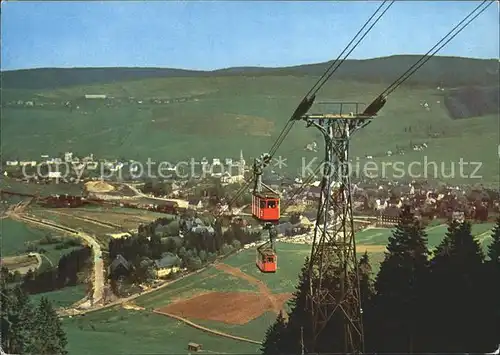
[1,253,44,274]
[7,211,105,305]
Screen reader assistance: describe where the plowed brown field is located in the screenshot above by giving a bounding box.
[155,262,292,325]
[156,291,290,325]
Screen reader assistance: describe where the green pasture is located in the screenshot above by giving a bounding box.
[356,222,495,251]
[31,284,86,308]
[226,242,311,293]
[76,205,173,219]
[63,221,497,353]
[1,218,87,307]
[29,208,114,236]
[194,313,277,343]
[0,178,84,197]
[135,267,257,309]
[133,222,498,311]
[1,218,46,256]
[63,307,260,355]
[1,218,81,268]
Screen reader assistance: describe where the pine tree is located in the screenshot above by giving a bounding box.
[285,258,350,353]
[0,267,10,284]
[372,206,429,353]
[358,251,376,351]
[428,221,488,352]
[32,297,68,355]
[487,216,500,264]
[261,311,287,355]
[358,251,374,306]
[486,217,500,349]
[1,285,13,352]
[8,286,36,354]
[282,257,312,354]
[432,219,459,261]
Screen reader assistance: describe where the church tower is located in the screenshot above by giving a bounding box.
[238,150,245,175]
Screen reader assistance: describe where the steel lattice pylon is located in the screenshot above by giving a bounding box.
[298,102,375,354]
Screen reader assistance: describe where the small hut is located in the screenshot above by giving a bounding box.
[187,342,202,352]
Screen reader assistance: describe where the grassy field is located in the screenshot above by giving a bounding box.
[76,204,173,218]
[1,218,47,256]
[0,178,84,197]
[28,206,170,248]
[2,75,498,184]
[31,285,87,308]
[357,222,495,250]
[1,218,80,268]
[1,218,87,305]
[26,209,113,251]
[62,221,497,354]
[135,267,257,309]
[66,206,171,228]
[63,307,261,355]
[32,209,116,235]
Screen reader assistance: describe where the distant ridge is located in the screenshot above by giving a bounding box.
[2,55,498,90]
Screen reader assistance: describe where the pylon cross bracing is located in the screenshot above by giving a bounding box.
[298,101,375,354]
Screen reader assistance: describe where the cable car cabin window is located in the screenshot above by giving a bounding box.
[267,200,278,208]
[260,200,267,208]
[267,257,274,262]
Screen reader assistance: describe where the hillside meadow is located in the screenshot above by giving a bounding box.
[2,75,498,185]
[1,218,87,306]
[61,221,496,354]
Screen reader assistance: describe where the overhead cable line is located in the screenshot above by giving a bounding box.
[279,0,493,220]
[281,160,326,213]
[268,0,394,159]
[381,0,492,97]
[310,0,395,97]
[363,0,494,117]
[214,1,395,217]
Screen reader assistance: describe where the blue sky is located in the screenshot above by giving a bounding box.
[2,1,498,70]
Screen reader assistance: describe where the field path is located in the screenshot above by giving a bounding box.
[214,262,281,314]
[42,209,123,230]
[427,224,445,231]
[152,309,262,344]
[8,212,105,306]
[1,253,43,274]
[38,253,53,267]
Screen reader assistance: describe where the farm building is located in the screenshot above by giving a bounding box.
[84,94,107,99]
[188,198,203,210]
[377,206,401,227]
[187,343,202,352]
[154,254,181,277]
[108,254,132,278]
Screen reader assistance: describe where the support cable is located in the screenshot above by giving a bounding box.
[363,0,493,116]
[215,1,395,218]
[268,0,394,159]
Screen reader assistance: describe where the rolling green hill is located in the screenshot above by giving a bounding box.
[2,55,498,90]
[2,55,498,185]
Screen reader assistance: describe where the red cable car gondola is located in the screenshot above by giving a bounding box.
[251,192,280,223]
[256,245,277,273]
[251,153,280,273]
[255,224,278,273]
